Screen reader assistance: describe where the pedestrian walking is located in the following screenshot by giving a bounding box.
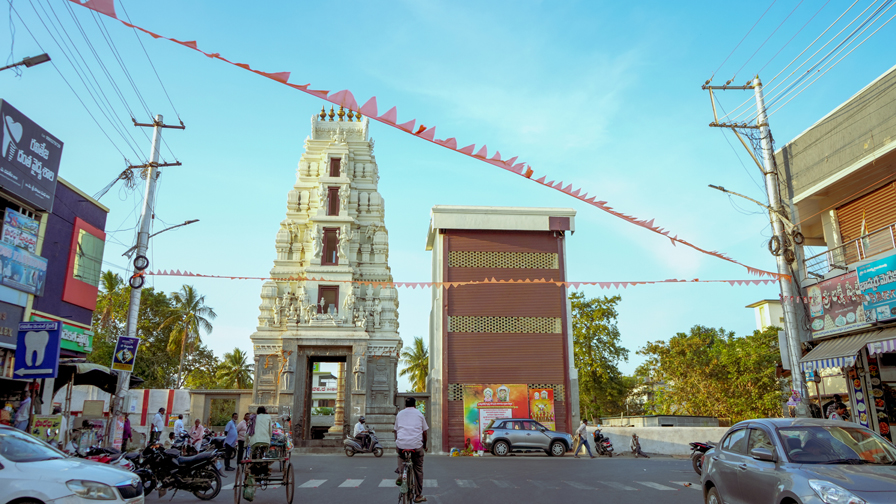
[573,419,595,459]
[14,390,31,432]
[237,412,249,463]
[122,413,132,450]
[150,407,165,444]
[223,413,238,471]
[631,434,650,458]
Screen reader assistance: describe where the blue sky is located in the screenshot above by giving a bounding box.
[3,0,894,389]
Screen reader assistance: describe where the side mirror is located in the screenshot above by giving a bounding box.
[539,427,546,432]
[750,447,776,462]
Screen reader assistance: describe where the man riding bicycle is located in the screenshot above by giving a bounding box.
[393,397,428,503]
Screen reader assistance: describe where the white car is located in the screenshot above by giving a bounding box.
[0,426,144,504]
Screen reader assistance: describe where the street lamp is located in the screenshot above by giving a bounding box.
[0,53,51,72]
[122,219,200,258]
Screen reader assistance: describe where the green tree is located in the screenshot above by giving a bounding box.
[399,336,429,392]
[216,348,254,389]
[636,325,784,423]
[90,272,222,389]
[160,285,218,388]
[570,292,631,421]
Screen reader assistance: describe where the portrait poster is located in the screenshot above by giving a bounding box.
[528,388,555,430]
[462,384,529,451]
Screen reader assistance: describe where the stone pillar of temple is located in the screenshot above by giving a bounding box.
[328,362,346,435]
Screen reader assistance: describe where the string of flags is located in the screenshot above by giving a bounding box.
[146,269,777,289]
[69,0,785,281]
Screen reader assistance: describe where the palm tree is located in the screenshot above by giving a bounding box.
[98,271,126,330]
[217,348,254,389]
[399,336,429,393]
[160,285,217,387]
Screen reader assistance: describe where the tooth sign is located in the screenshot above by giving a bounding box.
[24,330,49,367]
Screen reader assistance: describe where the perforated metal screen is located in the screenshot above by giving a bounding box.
[448,251,558,269]
[448,316,562,333]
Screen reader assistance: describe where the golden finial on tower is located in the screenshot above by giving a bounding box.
[319,106,327,120]
[356,110,363,122]
[328,106,335,121]
[347,109,355,121]
[337,105,346,121]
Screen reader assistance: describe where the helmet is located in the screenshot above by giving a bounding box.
[359,416,366,423]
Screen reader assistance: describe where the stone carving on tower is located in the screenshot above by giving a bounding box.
[249,107,402,448]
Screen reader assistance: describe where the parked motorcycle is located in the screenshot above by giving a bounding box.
[592,429,614,457]
[174,429,226,456]
[135,444,223,500]
[343,427,384,457]
[689,441,715,475]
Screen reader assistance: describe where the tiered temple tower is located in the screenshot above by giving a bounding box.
[250,107,402,448]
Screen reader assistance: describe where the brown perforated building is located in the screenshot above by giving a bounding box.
[425,206,580,453]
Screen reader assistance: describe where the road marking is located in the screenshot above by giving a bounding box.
[636,481,677,491]
[379,479,396,488]
[563,481,595,489]
[603,481,639,491]
[338,479,364,488]
[530,480,559,489]
[299,479,327,488]
[423,479,438,488]
[491,480,515,488]
[456,479,478,488]
[670,481,700,490]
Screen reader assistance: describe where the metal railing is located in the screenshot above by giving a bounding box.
[804,223,896,277]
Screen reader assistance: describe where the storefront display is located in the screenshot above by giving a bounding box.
[847,368,870,428]
[866,356,892,440]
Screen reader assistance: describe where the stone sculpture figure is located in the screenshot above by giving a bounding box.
[337,226,353,260]
[343,284,355,314]
[311,225,323,259]
[273,297,282,326]
[287,303,298,321]
[318,183,326,208]
[338,185,349,211]
[353,357,365,391]
[365,284,375,302]
[340,157,348,176]
[373,298,382,329]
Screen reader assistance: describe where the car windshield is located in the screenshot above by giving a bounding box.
[778,426,896,464]
[0,430,67,462]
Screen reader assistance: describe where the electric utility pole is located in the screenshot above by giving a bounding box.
[108,114,183,446]
[703,77,809,417]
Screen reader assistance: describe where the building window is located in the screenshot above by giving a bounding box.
[322,228,338,265]
[62,217,106,310]
[329,158,340,177]
[327,187,339,216]
[318,286,338,314]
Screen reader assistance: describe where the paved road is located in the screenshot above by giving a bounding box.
[146,452,704,504]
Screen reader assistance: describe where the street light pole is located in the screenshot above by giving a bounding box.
[0,53,51,72]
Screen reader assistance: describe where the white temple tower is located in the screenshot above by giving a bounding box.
[250,106,402,448]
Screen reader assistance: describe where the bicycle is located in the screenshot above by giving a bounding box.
[398,449,422,504]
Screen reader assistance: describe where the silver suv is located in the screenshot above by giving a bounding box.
[481,418,573,457]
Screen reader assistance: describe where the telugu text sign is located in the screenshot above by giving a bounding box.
[0,100,62,211]
[857,253,896,324]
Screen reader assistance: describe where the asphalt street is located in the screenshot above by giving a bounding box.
[146,452,704,504]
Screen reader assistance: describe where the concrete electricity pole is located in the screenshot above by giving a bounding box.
[109,115,184,445]
[703,77,809,416]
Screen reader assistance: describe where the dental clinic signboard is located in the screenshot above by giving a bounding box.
[13,320,61,379]
[857,253,896,323]
[0,100,62,212]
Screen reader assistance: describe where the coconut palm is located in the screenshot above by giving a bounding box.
[98,271,127,330]
[160,285,217,387]
[217,348,254,389]
[399,336,429,393]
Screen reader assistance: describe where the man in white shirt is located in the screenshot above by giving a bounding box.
[353,416,370,450]
[573,419,595,458]
[151,407,165,444]
[174,414,186,437]
[14,391,31,431]
[393,397,428,502]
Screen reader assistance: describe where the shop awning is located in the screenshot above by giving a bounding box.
[53,363,144,395]
[866,326,896,356]
[799,330,887,371]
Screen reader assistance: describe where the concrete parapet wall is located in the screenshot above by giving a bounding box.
[587,426,730,456]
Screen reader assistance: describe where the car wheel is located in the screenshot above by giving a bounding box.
[706,486,722,504]
[493,441,510,457]
[550,441,565,457]
[692,453,703,475]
